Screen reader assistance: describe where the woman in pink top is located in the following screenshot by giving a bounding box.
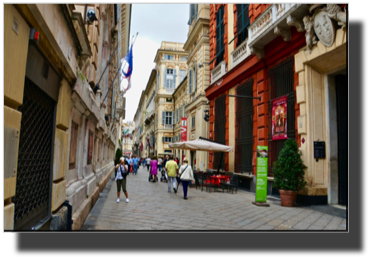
[150,156,158,181]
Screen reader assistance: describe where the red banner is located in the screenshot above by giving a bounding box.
[272,95,287,140]
[181,118,187,142]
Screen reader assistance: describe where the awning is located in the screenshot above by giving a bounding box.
[168,138,233,152]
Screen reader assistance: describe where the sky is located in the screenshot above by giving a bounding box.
[123,4,189,122]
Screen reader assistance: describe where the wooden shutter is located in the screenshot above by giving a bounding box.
[194,66,197,92]
[173,109,176,124]
[162,111,166,124]
[156,72,159,91]
[174,68,177,88]
[189,69,192,93]
[164,69,167,88]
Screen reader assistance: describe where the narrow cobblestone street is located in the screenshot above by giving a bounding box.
[82,166,346,230]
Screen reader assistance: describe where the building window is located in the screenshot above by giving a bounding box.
[192,116,195,129]
[213,94,226,170]
[176,109,179,123]
[164,149,172,153]
[166,69,174,89]
[164,137,172,142]
[215,6,225,66]
[234,78,254,174]
[165,54,174,60]
[180,56,187,61]
[162,111,173,125]
[188,4,198,25]
[236,4,250,47]
[267,57,295,176]
[87,130,94,165]
[180,69,186,83]
[166,97,173,102]
[69,122,78,170]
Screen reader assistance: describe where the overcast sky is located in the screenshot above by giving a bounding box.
[123,4,189,122]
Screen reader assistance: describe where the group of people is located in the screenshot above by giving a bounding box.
[114,154,195,203]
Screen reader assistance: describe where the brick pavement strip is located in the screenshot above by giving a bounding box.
[81,169,346,231]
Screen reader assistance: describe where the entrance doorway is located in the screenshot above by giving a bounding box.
[336,74,348,206]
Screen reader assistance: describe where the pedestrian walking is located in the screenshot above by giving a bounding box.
[146,157,151,171]
[158,157,163,171]
[175,157,180,169]
[150,156,158,181]
[132,154,139,175]
[178,158,194,200]
[115,157,129,203]
[165,155,178,193]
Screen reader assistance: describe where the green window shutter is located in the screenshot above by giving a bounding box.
[173,109,176,124]
[162,137,164,143]
[162,111,166,124]
[164,69,167,88]
[156,72,159,91]
[174,69,177,88]
[189,69,193,94]
[194,65,197,92]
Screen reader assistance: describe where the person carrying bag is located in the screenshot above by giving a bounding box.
[178,158,194,200]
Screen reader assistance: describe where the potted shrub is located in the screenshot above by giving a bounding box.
[273,139,307,207]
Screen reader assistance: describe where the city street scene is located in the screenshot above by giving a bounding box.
[3,3,347,231]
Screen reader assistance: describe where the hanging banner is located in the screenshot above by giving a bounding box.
[181,118,187,142]
[256,145,268,203]
[272,95,287,140]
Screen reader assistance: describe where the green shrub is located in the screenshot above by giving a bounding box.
[273,139,307,192]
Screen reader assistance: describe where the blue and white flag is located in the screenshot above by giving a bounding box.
[120,36,136,92]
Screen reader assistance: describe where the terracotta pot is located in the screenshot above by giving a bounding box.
[279,189,298,207]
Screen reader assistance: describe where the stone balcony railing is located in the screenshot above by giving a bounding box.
[230,39,251,70]
[210,61,227,84]
[164,124,173,129]
[247,4,309,59]
[165,88,175,94]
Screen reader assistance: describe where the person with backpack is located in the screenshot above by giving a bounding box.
[178,158,194,200]
[115,157,129,203]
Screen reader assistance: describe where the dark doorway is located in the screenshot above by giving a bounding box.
[336,74,348,206]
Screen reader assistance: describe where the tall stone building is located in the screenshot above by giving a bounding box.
[122,121,135,157]
[4,4,132,230]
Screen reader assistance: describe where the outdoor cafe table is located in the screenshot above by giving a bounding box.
[209,175,232,186]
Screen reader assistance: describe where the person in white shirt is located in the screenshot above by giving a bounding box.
[146,157,151,171]
[178,158,194,200]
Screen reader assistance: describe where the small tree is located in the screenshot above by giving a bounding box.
[114,148,123,176]
[273,139,307,192]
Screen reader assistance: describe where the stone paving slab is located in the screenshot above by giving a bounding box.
[82,168,347,231]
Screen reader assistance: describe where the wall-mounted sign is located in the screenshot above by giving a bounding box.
[181,117,187,142]
[272,95,287,140]
[314,141,326,158]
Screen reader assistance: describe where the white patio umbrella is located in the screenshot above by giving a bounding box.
[168,138,233,173]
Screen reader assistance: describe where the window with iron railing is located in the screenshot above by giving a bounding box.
[236,4,250,47]
[267,57,296,176]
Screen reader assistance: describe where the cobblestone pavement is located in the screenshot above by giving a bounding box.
[82,167,347,231]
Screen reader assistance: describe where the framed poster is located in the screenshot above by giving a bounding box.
[272,95,287,140]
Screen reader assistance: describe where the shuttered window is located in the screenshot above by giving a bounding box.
[236,4,250,47]
[180,70,186,83]
[189,69,193,94]
[213,94,226,170]
[267,57,295,176]
[215,6,225,66]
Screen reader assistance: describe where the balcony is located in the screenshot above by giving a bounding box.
[230,39,251,70]
[210,61,227,85]
[164,124,173,129]
[165,88,175,94]
[247,4,309,59]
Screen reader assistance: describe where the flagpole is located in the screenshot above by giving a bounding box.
[101,33,138,106]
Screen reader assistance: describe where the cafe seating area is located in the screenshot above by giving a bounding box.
[193,170,239,194]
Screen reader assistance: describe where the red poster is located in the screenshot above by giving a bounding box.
[181,118,187,142]
[272,95,287,140]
